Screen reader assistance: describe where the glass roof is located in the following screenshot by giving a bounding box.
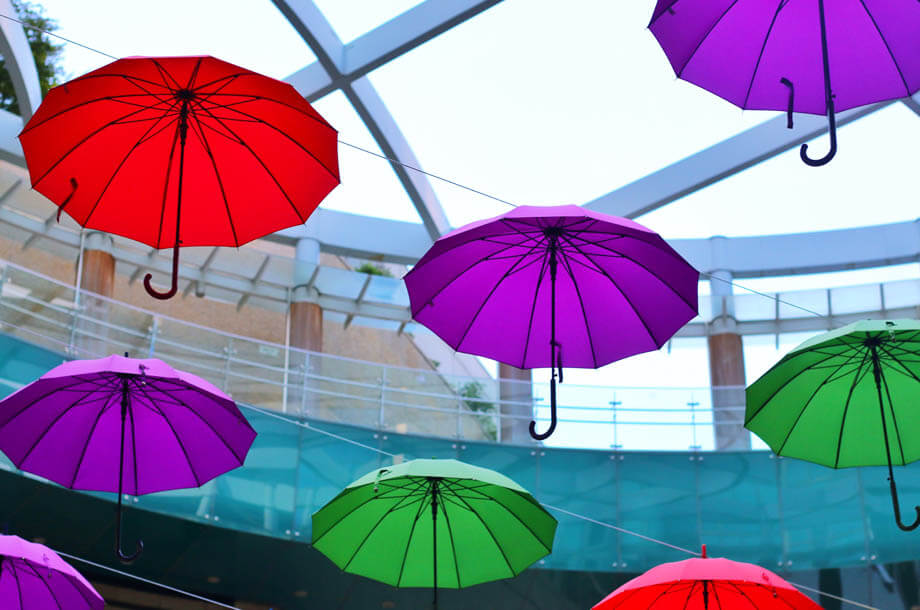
[311,0,425,43]
[35,0,316,79]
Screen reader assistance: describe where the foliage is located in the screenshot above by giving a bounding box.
[355,262,393,277]
[458,381,497,441]
[0,1,64,115]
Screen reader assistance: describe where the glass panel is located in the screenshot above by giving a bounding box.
[831,283,883,315]
[777,288,828,319]
[311,0,426,43]
[883,279,920,310]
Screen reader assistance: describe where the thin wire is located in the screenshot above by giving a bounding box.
[0,14,117,60]
[542,503,701,556]
[787,581,878,610]
[702,271,827,319]
[56,550,241,609]
[239,403,398,457]
[337,140,517,208]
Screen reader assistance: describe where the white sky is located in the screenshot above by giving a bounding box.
[23,0,920,448]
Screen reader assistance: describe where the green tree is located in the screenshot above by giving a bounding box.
[458,381,497,441]
[0,1,64,115]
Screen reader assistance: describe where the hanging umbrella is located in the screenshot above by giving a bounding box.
[592,545,821,609]
[746,319,920,531]
[0,353,257,562]
[312,458,557,609]
[19,55,339,299]
[649,0,920,165]
[0,534,105,609]
[404,205,698,440]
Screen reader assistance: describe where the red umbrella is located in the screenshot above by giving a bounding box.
[593,546,822,609]
[19,55,339,299]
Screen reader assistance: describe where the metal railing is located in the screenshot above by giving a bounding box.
[0,258,755,449]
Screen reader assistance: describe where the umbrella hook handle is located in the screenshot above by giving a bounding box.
[780,78,794,129]
[529,342,562,441]
[800,103,837,166]
[889,474,920,531]
[143,242,180,300]
[115,499,144,563]
[56,178,78,223]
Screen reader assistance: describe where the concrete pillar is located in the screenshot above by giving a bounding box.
[290,238,322,417]
[75,232,115,358]
[707,269,750,450]
[498,363,533,444]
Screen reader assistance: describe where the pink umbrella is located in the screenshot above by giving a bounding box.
[0,354,257,563]
[0,534,104,609]
[593,545,821,609]
[404,205,698,440]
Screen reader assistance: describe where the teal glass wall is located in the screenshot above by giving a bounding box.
[0,332,918,576]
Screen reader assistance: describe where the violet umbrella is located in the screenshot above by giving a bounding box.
[650,0,920,165]
[0,534,105,609]
[0,354,257,563]
[404,205,698,440]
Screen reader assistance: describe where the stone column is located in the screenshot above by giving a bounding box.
[290,238,322,417]
[499,363,533,444]
[75,232,115,358]
[707,269,751,450]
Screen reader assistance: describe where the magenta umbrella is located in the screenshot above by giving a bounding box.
[0,354,257,563]
[650,0,920,165]
[404,205,698,440]
[0,534,104,609]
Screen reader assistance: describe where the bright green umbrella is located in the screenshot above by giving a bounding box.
[312,458,557,607]
[746,319,920,531]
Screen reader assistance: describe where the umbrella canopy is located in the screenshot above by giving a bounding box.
[593,546,821,609]
[0,534,104,610]
[0,354,257,561]
[746,319,920,531]
[649,0,920,165]
[19,55,339,299]
[312,458,557,608]
[404,204,698,439]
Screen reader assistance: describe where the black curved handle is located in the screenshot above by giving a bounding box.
[780,77,794,129]
[115,491,144,564]
[529,376,558,440]
[889,475,920,532]
[800,106,837,166]
[143,242,180,300]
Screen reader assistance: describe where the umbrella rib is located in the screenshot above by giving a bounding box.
[188,99,310,224]
[741,0,787,108]
[745,348,860,425]
[19,93,177,133]
[313,479,427,545]
[80,100,183,230]
[773,348,868,457]
[142,378,251,427]
[67,393,118,488]
[19,559,65,610]
[518,242,551,368]
[832,349,873,468]
[185,110,241,246]
[454,235,550,355]
[8,558,24,610]
[150,58,184,92]
[130,377,242,468]
[436,488,464,589]
[676,0,740,77]
[395,484,435,587]
[725,581,766,609]
[556,244,600,368]
[192,91,338,132]
[877,361,909,466]
[0,378,112,429]
[753,583,797,608]
[711,582,726,610]
[64,572,98,610]
[679,580,696,610]
[857,0,911,96]
[562,232,698,311]
[559,233,661,348]
[341,484,427,573]
[27,100,179,190]
[14,389,119,470]
[442,480,553,553]
[153,121,183,250]
[189,96,338,184]
[439,485,517,577]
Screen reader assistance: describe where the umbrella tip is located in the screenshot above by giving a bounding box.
[701,544,707,558]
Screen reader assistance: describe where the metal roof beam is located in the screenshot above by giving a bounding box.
[584,102,893,219]
[273,0,453,240]
[0,0,43,121]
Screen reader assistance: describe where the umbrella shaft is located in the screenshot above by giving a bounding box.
[431,479,439,609]
[869,347,897,480]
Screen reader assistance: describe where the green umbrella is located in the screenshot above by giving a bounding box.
[312,458,557,607]
[746,319,920,531]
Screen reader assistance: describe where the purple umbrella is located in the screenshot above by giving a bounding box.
[0,354,257,563]
[650,0,920,165]
[404,205,698,440]
[0,534,104,609]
